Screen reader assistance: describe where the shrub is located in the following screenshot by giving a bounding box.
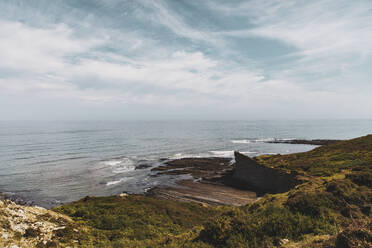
[335,223,372,248]
[23,227,40,238]
[200,204,336,247]
[286,191,339,216]
[346,171,372,187]
[54,195,220,246]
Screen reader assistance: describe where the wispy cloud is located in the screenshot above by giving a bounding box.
[0,20,263,104]
[137,0,211,42]
[0,21,101,73]
[214,0,372,79]
[250,1,372,57]
[0,0,371,119]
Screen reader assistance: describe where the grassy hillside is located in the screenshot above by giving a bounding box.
[10,135,371,247]
[256,134,372,176]
[199,135,372,247]
[52,195,222,247]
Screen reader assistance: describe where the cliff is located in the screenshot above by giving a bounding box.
[230,151,299,195]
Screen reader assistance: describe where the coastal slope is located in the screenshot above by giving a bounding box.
[200,135,372,247]
[0,196,73,248]
[1,135,371,247]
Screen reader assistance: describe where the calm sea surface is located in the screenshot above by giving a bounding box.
[0,120,371,207]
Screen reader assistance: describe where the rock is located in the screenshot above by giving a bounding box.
[279,238,289,246]
[147,179,256,206]
[151,157,233,178]
[0,199,72,247]
[229,152,299,195]
[2,232,9,239]
[135,163,152,170]
[267,139,342,145]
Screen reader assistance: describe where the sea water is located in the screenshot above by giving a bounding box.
[0,119,371,207]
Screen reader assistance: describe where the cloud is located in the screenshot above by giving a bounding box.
[0,21,102,73]
[136,0,218,44]
[0,20,264,106]
[249,1,372,58]
[215,0,372,75]
[0,0,371,119]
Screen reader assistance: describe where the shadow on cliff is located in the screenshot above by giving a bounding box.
[222,151,300,196]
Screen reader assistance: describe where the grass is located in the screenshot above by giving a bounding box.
[46,135,372,247]
[53,195,221,247]
[256,134,372,176]
[198,135,372,247]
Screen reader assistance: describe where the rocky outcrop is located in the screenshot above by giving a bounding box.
[230,152,299,195]
[0,198,73,248]
[149,157,256,206]
[151,157,233,179]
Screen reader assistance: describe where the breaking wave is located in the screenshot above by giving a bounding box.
[102,157,136,174]
[231,138,295,144]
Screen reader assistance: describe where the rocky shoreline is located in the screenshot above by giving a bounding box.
[266,139,342,145]
[148,157,258,206]
[1,135,371,247]
[0,141,324,209]
[0,138,341,209]
[146,149,307,205]
[0,139,340,209]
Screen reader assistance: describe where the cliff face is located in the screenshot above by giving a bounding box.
[231,152,299,195]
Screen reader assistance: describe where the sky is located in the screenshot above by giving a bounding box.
[1,0,372,120]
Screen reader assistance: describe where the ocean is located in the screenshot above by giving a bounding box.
[0,119,371,208]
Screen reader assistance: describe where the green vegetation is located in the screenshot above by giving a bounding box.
[49,135,371,247]
[199,203,336,247]
[53,195,221,247]
[197,136,371,247]
[198,177,371,247]
[256,134,372,176]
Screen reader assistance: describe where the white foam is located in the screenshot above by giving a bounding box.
[102,157,136,174]
[170,150,256,159]
[106,177,129,186]
[210,150,257,158]
[172,153,187,159]
[210,150,235,157]
[102,160,122,166]
[241,151,256,154]
[231,138,279,143]
[231,139,251,144]
[169,152,207,159]
[254,138,276,142]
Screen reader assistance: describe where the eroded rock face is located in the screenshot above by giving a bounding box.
[0,199,72,248]
[230,152,299,195]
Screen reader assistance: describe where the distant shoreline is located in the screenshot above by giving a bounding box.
[266,139,343,145]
